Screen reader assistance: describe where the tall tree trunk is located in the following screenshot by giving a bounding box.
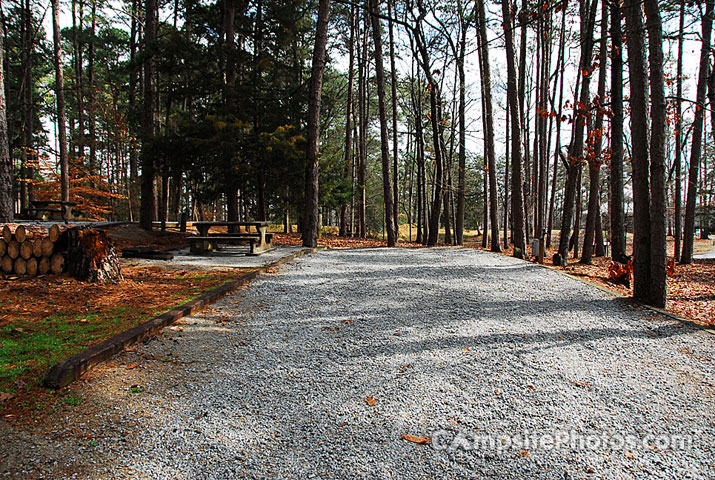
[88,0,97,181]
[52,0,70,203]
[609,0,627,262]
[455,0,467,245]
[546,5,566,248]
[370,0,398,246]
[682,0,714,263]
[624,0,652,300]
[128,0,139,221]
[357,13,368,238]
[0,11,12,222]
[501,0,527,258]
[72,0,84,160]
[644,0,668,307]
[476,0,501,251]
[555,0,597,265]
[302,0,331,247]
[673,0,685,262]
[581,0,608,264]
[139,0,157,230]
[340,6,355,237]
[388,0,399,237]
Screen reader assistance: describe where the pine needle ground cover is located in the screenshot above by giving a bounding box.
[0,266,245,408]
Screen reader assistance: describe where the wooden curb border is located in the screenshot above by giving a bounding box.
[43,246,325,389]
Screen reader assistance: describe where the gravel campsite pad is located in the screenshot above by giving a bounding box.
[3,248,715,479]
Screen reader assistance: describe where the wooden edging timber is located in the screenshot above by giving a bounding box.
[43,246,326,389]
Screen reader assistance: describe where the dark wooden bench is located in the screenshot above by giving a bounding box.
[188,233,274,255]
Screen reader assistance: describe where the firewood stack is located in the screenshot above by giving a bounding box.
[0,224,121,283]
[1,224,65,277]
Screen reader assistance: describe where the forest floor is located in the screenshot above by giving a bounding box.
[2,248,713,478]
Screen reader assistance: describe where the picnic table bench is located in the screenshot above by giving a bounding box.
[188,221,274,255]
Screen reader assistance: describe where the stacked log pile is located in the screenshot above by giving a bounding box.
[1,224,65,276]
[0,224,121,283]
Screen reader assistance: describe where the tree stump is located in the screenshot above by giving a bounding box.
[0,240,5,257]
[61,228,122,284]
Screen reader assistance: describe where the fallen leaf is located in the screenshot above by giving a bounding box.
[463,347,470,353]
[341,319,354,325]
[448,417,459,426]
[519,450,530,457]
[339,422,348,427]
[527,384,536,391]
[624,450,634,459]
[125,363,140,370]
[495,388,503,395]
[401,434,431,444]
[393,332,401,336]
[586,467,595,473]
[366,396,378,406]
[573,381,591,387]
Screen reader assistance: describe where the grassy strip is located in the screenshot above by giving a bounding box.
[0,272,241,395]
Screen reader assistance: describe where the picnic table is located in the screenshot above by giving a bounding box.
[27,200,79,222]
[189,221,274,255]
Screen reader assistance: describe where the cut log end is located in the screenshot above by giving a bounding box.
[50,253,65,275]
[20,241,33,260]
[2,225,11,243]
[14,225,26,243]
[7,241,20,260]
[14,258,27,276]
[39,256,50,275]
[1,256,12,274]
[26,257,38,277]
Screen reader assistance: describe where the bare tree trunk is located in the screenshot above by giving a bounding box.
[644,0,668,307]
[476,0,501,251]
[501,0,527,258]
[370,0,398,246]
[546,5,566,248]
[682,0,714,263]
[357,13,368,238]
[139,0,156,230]
[609,0,627,262]
[581,1,608,264]
[555,0,597,265]
[0,11,12,222]
[388,0,399,237]
[340,6,355,237]
[302,0,331,247]
[455,0,467,245]
[88,0,97,181]
[52,0,70,203]
[624,0,652,300]
[673,0,685,261]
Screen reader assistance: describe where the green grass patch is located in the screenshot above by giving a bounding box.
[0,270,245,396]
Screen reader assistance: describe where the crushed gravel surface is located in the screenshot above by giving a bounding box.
[2,247,714,479]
